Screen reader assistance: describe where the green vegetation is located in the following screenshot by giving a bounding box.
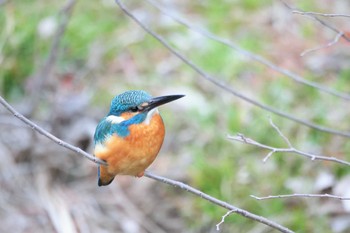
[1,0,349,232]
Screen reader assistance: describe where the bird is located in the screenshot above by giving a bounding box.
[93,90,184,186]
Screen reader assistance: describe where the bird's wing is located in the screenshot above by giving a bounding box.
[94,118,131,146]
[93,118,112,145]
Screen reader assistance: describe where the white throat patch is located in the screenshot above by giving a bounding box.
[144,108,158,125]
[106,115,125,124]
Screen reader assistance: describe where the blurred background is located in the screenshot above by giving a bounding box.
[0,0,350,232]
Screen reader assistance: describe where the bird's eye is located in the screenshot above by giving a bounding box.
[130,106,139,112]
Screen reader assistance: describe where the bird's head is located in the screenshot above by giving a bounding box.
[107,90,184,123]
[94,90,184,145]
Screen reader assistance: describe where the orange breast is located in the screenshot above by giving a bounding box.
[95,113,165,178]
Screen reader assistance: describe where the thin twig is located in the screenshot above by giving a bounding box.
[228,119,350,167]
[145,0,350,101]
[0,95,107,165]
[115,0,350,138]
[216,210,234,231]
[269,117,292,148]
[251,193,350,201]
[144,171,294,233]
[292,10,350,19]
[300,32,344,56]
[281,0,350,43]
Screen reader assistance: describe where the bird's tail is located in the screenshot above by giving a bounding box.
[98,165,115,186]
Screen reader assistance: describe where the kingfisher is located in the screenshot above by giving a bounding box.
[93,90,184,186]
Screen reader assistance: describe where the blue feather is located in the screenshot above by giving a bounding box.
[94,90,151,145]
[109,90,151,116]
[93,112,148,144]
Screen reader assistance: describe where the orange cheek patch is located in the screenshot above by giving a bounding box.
[120,112,136,120]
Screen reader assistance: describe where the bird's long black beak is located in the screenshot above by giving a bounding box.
[142,94,184,112]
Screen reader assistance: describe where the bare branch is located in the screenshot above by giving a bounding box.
[251,193,350,201]
[300,32,344,56]
[269,117,292,148]
[115,0,350,138]
[144,171,294,233]
[0,93,294,233]
[263,150,276,163]
[292,10,350,19]
[228,120,350,167]
[0,95,107,165]
[216,210,235,231]
[144,0,350,101]
[281,0,350,43]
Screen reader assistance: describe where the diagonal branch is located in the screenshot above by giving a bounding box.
[144,171,294,233]
[0,95,107,165]
[300,32,344,56]
[281,0,350,45]
[115,0,350,138]
[144,0,350,101]
[0,94,294,233]
[227,118,350,166]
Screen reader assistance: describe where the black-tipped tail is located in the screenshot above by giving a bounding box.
[97,164,115,186]
[98,177,114,186]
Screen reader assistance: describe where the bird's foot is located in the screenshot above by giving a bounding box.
[136,171,144,177]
